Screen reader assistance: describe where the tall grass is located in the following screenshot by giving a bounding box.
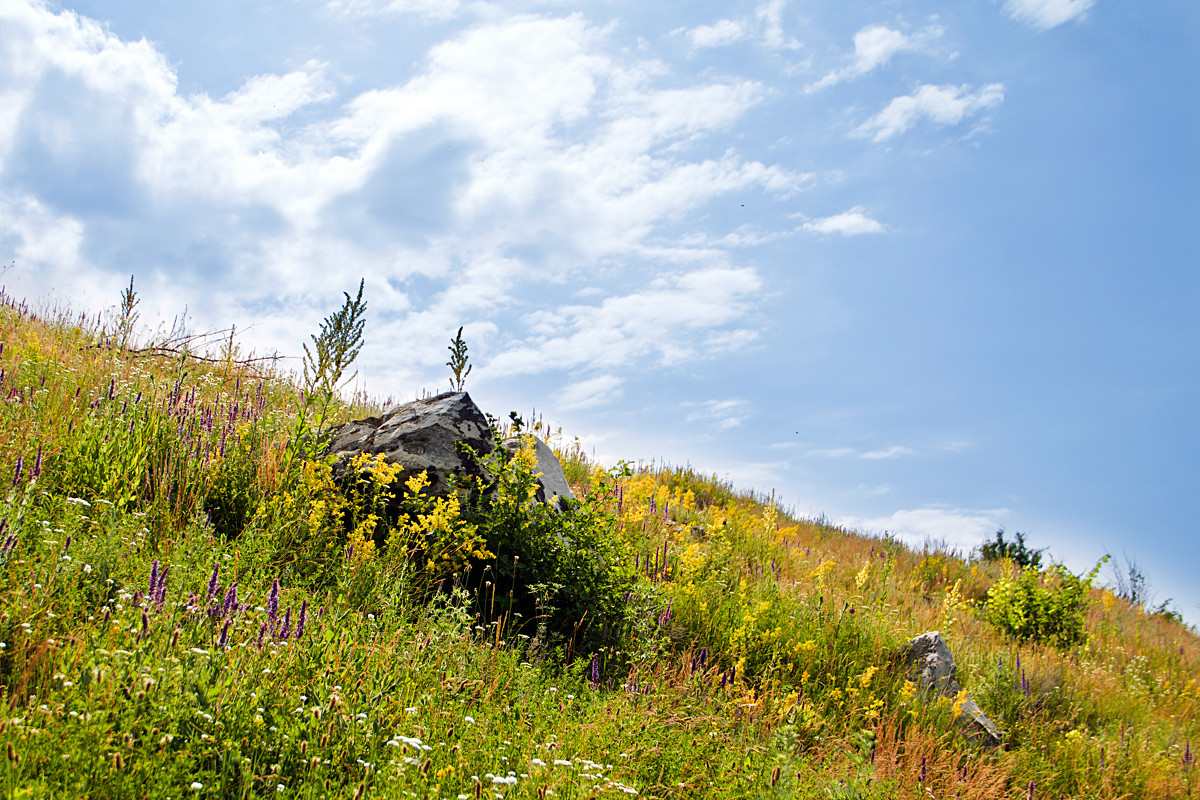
[0,288,1196,798]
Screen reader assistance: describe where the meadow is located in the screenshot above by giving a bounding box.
[0,284,1196,799]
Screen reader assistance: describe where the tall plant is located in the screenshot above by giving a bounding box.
[289,279,367,465]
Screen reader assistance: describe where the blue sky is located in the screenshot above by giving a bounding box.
[3,1,1198,621]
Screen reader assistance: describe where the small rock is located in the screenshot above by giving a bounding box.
[501,435,577,513]
[899,631,1005,748]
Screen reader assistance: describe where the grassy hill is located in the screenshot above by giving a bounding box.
[0,287,1197,799]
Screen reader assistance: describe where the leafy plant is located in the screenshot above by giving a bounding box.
[982,558,1106,648]
[114,274,140,348]
[446,326,471,391]
[290,279,367,463]
[979,529,1043,570]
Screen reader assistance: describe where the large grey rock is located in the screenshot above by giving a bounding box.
[327,392,494,497]
[899,631,1005,748]
[501,435,577,513]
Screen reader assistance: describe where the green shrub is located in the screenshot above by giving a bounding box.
[463,432,635,657]
[979,529,1044,570]
[981,558,1106,648]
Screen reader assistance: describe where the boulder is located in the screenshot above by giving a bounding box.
[899,631,1005,748]
[327,391,494,498]
[501,435,577,513]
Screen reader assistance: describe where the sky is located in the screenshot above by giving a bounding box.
[2,1,1198,622]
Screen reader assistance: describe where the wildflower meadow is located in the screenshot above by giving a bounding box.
[0,284,1196,799]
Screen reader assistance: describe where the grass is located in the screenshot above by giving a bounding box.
[0,286,1196,799]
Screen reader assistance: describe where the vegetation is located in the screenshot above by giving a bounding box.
[0,284,1196,799]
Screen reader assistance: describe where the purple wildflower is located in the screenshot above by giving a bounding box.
[1026,780,1035,800]
[31,446,42,479]
[267,579,280,624]
[1185,742,1193,767]
[148,560,159,598]
[257,622,268,648]
[218,618,232,649]
[12,455,21,486]
[139,607,150,641]
[919,756,927,783]
[62,536,71,557]
[155,567,170,608]
[296,600,308,639]
[279,607,292,641]
[205,564,220,603]
[222,584,239,619]
[590,654,600,687]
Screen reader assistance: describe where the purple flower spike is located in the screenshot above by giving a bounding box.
[218,618,232,649]
[12,455,22,486]
[32,446,42,479]
[267,579,280,624]
[1185,741,1193,767]
[62,536,72,556]
[279,607,292,641]
[205,564,220,603]
[222,584,239,619]
[257,622,268,648]
[919,756,927,783]
[296,600,308,639]
[139,607,150,641]
[148,560,159,598]
[155,567,170,608]
[590,654,600,687]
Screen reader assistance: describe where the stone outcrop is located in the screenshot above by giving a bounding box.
[899,631,1005,748]
[326,392,576,513]
[502,435,577,513]
[327,392,494,497]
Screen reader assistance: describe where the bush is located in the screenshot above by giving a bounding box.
[979,529,1043,570]
[462,433,636,657]
[982,559,1105,648]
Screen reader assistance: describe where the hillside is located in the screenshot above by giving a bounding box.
[0,287,1197,800]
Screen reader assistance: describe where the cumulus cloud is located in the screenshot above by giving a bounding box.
[800,206,885,236]
[1004,0,1095,30]
[687,19,748,49]
[806,22,944,93]
[852,83,1005,142]
[808,26,911,92]
[681,0,799,52]
[487,266,764,376]
[0,3,794,391]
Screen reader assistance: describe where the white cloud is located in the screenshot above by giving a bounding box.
[687,19,748,49]
[806,22,945,93]
[861,446,914,460]
[837,506,1007,554]
[557,375,624,410]
[807,26,911,92]
[0,4,797,391]
[318,0,462,22]
[800,206,885,236]
[756,0,800,50]
[1004,0,1095,30]
[487,266,764,376]
[852,83,1005,142]
[686,399,750,430]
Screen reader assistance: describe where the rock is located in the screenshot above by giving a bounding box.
[899,631,1005,748]
[501,435,577,513]
[327,391,494,498]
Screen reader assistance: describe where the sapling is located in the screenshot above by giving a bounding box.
[447,326,471,391]
[289,279,368,464]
